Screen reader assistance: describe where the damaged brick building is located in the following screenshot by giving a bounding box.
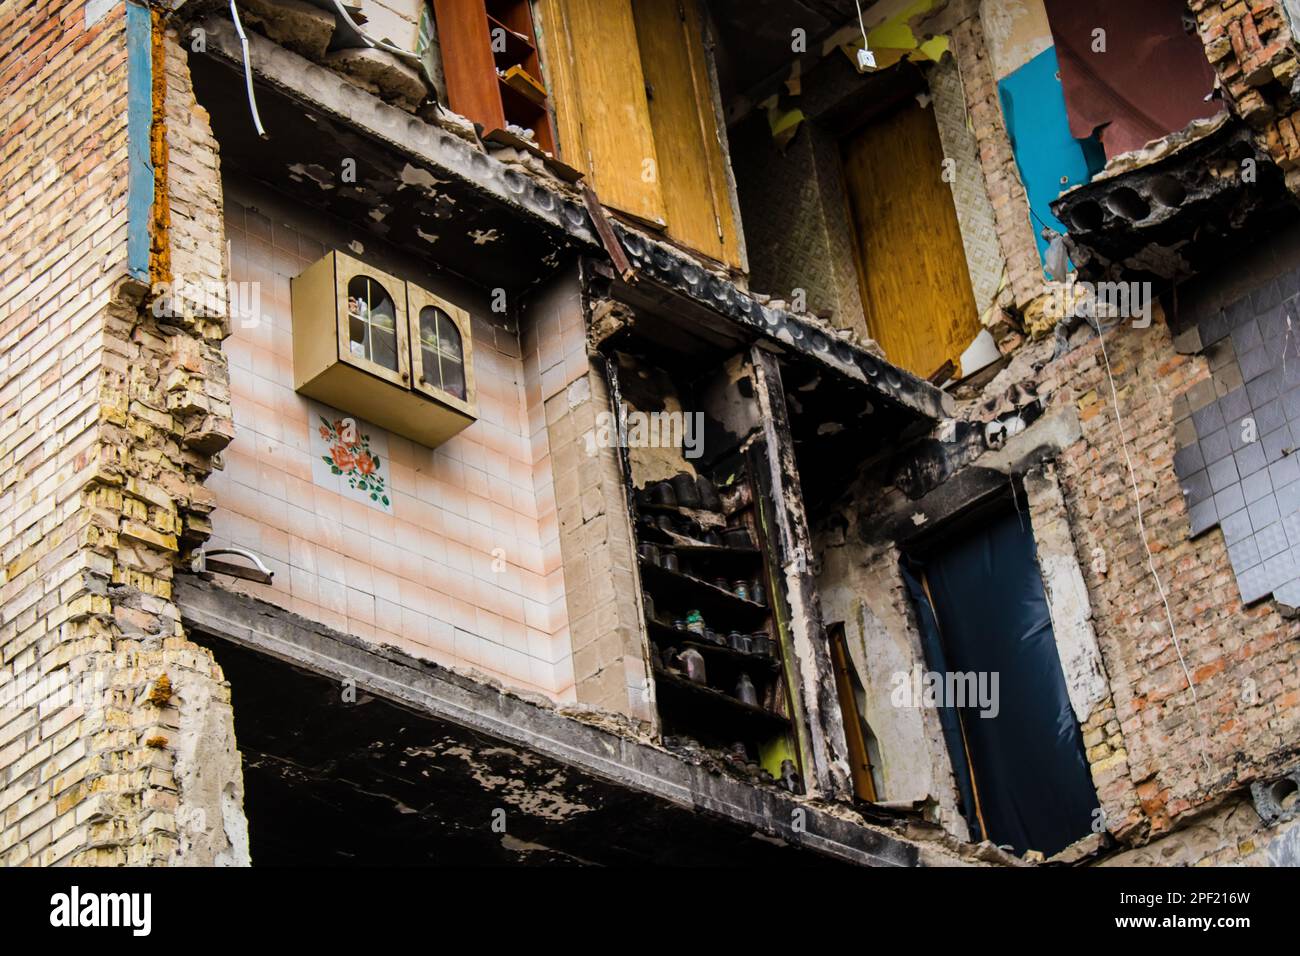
[2,0,1299,867]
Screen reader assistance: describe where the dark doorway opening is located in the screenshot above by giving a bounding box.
[902,494,1099,857]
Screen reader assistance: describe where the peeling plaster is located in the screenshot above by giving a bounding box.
[981,0,1052,82]
[170,671,251,866]
[399,162,450,190]
[408,738,592,822]
[1023,467,1109,724]
[286,161,335,190]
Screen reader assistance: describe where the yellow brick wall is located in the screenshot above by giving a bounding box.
[1,7,247,866]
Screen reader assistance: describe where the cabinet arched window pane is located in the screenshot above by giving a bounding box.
[437,310,466,400]
[419,305,466,401]
[347,275,398,372]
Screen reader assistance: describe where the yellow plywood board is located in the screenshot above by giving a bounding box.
[536,0,666,225]
[841,100,981,379]
[633,0,742,267]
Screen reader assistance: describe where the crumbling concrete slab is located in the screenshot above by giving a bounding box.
[234,0,335,61]
[324,46,426,112]
[175,574,982,866]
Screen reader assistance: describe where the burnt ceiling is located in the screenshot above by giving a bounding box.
[706,0,861,104]
[780,355,930,515]
[188,42,585,294]
[198,633,840,866]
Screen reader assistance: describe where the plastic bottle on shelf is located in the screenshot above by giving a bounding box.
[734,672,758,706]
[679,647,707,685]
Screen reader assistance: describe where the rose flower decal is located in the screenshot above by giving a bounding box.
[319,416,389,506]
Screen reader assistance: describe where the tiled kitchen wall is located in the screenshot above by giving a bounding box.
[1173,230,1300,606]
[208,180,575,700]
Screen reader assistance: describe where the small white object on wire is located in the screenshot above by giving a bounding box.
[229,0,267,138]
[330,0,422,63]
[853,0,877,71]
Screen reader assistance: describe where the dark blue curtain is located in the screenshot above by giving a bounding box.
[905,507,1098,857]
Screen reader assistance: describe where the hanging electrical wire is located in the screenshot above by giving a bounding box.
[229,0,266,138]
[1095,315,1213,774]
[853,0,877,71]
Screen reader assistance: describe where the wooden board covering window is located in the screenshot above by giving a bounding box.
[828,624,877,804]
[535,0,665,226]
[632,0,742,267]
[841,99,981,379]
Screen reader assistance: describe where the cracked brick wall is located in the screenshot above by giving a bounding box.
[0,8,247,866]
[1192,0,1300,184]
[1041,314,1300,847]
[951,11,1043,314]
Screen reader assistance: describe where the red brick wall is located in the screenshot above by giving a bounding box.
[951,13,1043,314]
[1042,315,1300,842]
[1192,0,1300,178]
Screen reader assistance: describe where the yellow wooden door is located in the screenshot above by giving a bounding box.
[633,0,743,268]
[841,100,981,379]
[537,0,665,226]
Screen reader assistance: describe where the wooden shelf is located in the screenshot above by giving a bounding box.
[650,542,764,578]
[658,542,761,558]
[432,0,555,154]
[500,65,547,107]
[498,75,549,125]
[653,666,791,734]
[487,13,535,63]
[638,501,727,523]
[639,558,769,627]
[646,620,780,673]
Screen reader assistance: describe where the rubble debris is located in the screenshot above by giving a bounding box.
[323,46,427,111]
[231,0,335,61]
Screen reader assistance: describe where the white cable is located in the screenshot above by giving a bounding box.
[229,0,266,138]
[1095,319,1213,773]
[852,0,876,71]
[330,0,421,63]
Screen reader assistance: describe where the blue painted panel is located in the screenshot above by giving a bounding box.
[126,1,153,283]
[997,46,1105,268]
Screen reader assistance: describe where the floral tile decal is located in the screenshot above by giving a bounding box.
[308,401,393,514]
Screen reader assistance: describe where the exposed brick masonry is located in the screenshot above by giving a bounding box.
[1,6,246,866]
[950,12,1043,314]
[1043,315,1300,843]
